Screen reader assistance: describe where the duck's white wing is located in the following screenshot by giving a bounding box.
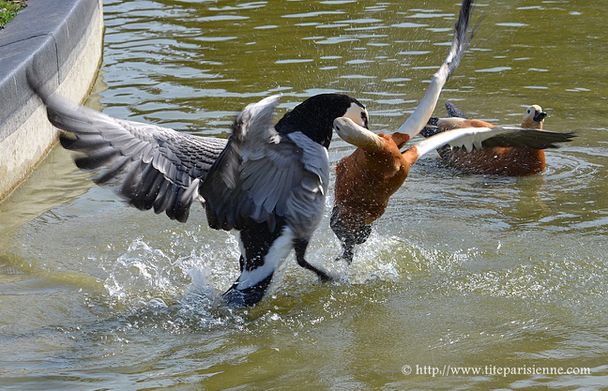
[414,126,576,158]
[397,0,475,137]
[37,92,226,222]
[200,96,328,237]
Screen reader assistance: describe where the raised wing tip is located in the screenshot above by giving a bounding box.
[252,94,281,123]
[260,94,281,105]
[233,94,281,141]
[447,0,475,73]
[248,94,281,113]
[243,94,281,122]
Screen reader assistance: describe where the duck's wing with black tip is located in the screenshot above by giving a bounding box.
[36,92,226,223]
[478,128,577,149]
[200,95,328,237]
[413,126,576,157]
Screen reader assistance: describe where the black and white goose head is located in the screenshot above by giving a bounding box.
[275,93,369,148]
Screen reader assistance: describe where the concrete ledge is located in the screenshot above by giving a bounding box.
[0,0,104,202]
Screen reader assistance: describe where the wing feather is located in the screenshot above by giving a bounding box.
[396,0,475,137]
[35,91,227,222]
[414,126,576,158]
[481,129,576,149]
[200,96,328,238]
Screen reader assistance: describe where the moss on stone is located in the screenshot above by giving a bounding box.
[0,0,26,29]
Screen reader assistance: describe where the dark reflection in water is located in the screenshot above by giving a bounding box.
[1,0,608,389]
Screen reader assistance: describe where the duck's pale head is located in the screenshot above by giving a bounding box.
[522,104,547,129]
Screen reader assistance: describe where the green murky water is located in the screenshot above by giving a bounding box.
[1,0,607,389]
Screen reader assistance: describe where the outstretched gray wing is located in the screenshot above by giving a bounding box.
[39,93,226,222]
[200,96,328,237]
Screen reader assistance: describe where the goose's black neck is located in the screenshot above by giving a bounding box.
[275,93,364,148]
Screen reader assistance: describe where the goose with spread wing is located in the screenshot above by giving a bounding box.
[31,81,369,306]
[200,93,369,306]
